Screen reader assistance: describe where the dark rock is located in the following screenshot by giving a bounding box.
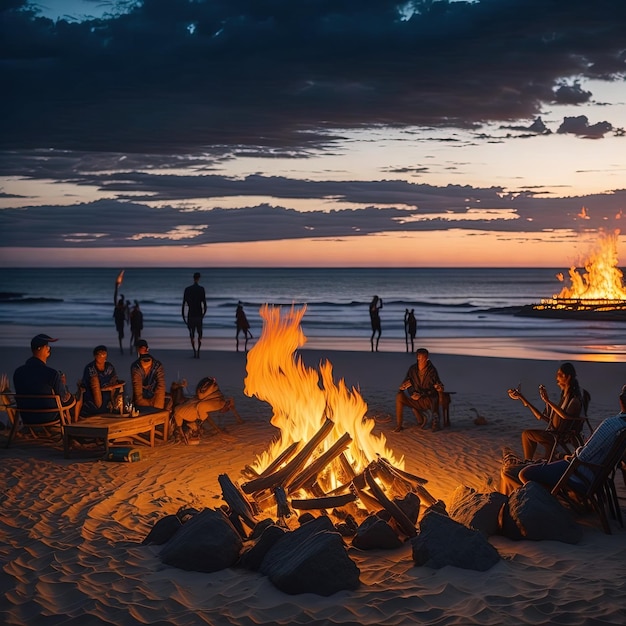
[176,506,200,523]
[249,518,276,540]
[298,512,316,525]
[142,514,182,545]
[351,515,402,550]
[411,509,500,571]
[394,492,421,525]
[260,516,360,595]
[238,523,286,571]
[335,514,358,537]
[160,508,243,572]
[448,485,508,537]
[500,481,583,544]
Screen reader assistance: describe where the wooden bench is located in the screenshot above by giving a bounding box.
[63,407,170,458]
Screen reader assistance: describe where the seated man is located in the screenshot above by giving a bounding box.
[13,333,76,423]
[172,376,242,443]
[508,362,583,461]
[130,341,166,410]
[80,345,123,416]
[395,347,444,432]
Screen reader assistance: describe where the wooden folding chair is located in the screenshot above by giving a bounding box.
[5,393,75,448]
[551,427,626,534]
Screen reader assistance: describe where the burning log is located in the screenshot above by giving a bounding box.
[364,467,417,537]
[218,474,258,530]
[286,432,352,492]
[378,457,428,485]
[274,485,291,519]
[308,482,327,498]
[352,481,384,513]
[241,465,259,479]
[257,440,301,477]
[241,419,334,494]
[338,452,357,482]
[291,493,357,511]
[376,458,438,507]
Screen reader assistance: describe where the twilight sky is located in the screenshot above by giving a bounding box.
[1,0,626,267]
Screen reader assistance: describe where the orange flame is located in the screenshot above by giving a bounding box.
[244,304,403,479]
[555,230,626,300]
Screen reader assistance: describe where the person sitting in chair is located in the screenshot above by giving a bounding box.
[13,333,76,422]
[395,347,444,432]
[501,410,626,495]
[130,340,166,410]
[80,345,123,416]
[508,362,583,461]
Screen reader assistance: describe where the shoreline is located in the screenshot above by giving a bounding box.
[3,324,626,362]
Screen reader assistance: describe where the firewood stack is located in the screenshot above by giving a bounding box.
[219,419,441,537]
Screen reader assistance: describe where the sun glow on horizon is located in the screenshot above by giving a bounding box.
[3,227,624,268]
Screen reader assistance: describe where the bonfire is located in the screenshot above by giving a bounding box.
[519,229,626,318]
[218,304,437,534]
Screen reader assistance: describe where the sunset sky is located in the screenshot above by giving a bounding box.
[1,0,626,268]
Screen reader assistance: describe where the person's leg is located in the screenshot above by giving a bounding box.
[375,329,381,352]
[500,462,526,496]
[521,428,541,460]
[188,324,197,357]
[395,391,407,430]
[430,394,441,431]
[197,323,203,358]
[519,460,569,489]
[236,328,241,352]
[522,429,553,460]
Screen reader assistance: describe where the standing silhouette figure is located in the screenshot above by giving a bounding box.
[369,295,383,352]
[235,302,253,352]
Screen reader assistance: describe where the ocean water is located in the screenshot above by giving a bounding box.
[2,267,626,360]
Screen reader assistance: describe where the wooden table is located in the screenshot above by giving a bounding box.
[63,407,170,458]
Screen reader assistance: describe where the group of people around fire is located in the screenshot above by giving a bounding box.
[10,332,242,445]
[8,286,626,505]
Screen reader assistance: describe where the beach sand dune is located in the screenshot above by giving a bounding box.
[1,347,625,625]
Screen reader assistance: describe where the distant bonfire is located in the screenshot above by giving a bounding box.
[517,229,626,320]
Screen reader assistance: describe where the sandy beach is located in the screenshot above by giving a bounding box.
[1,342,625,625]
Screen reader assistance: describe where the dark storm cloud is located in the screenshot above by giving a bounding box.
[1,0,625,152]
[4,181,626,248]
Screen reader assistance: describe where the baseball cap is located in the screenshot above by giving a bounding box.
[135,339,149,349]
[31,334,58,350]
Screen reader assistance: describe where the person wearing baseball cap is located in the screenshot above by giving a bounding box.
[13,334,76,423]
